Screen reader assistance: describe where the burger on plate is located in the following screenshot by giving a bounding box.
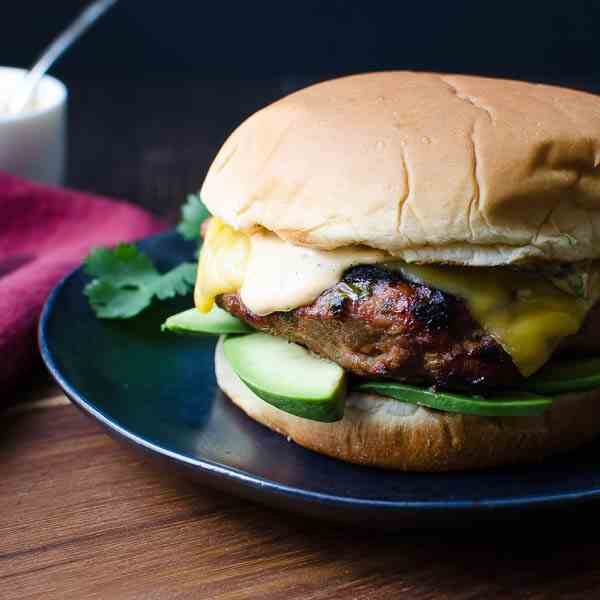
[164,71,600,471]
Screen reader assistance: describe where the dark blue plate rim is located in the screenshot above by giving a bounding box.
[38,233,600,514]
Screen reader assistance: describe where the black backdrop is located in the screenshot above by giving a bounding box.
[4,0,600,208]
[4,1,600,82]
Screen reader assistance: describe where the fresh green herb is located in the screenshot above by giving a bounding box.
[84,192,212,319]
[561,233,578,248]
[177,194,210,241]
[543,262,599,300]
[84,244,197,319]
[321,281,372,315]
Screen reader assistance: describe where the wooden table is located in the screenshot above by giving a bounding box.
[4,382,600,598]
[3,77,600,598]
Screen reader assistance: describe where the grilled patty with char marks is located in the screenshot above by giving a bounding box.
[218,265,514,392]
[218,265,600,393]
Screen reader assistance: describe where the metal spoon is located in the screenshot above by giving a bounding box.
[5,0,119,115]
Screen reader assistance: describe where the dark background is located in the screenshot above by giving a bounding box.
[5,1,600,81]
[4,0,600,214]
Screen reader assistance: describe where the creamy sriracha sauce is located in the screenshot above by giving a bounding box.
[240,230,386,315]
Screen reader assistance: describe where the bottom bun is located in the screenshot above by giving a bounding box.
[215,337,600,471]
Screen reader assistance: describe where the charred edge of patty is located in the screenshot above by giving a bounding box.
[326,265,454,332]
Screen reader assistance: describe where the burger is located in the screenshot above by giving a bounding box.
[164,71,600,471]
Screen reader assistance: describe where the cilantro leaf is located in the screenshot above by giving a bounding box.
[177,194,210,241]
[85,192,208,319]
[85,243,159,286]
[84,244,197,319]
[85,279,155,319]
[561,233,578,248]
[155,262,197,300]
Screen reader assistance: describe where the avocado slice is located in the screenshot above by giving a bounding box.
[521,356,600,394]
[355,381,552,417]
[162,306,252,335]
[223,333,346,422]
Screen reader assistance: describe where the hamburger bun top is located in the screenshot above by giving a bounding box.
[201,71,600,266]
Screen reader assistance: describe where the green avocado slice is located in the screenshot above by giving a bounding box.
[520,356,600,394]
[354,381,552,417]
[223,333,346,422]
[161,306,252,335]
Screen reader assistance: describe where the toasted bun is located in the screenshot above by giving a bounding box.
[202,71,600,266]
[215,337,600,471]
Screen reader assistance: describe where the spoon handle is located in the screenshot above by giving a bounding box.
[8,0,119,114]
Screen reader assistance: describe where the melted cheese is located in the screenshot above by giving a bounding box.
[195,218,599,376]
[394,264,596,376]
[194,217,250,312]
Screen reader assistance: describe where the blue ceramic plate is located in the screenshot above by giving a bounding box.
[39,231,600,526]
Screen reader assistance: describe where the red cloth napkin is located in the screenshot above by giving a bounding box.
[0,173,165,392]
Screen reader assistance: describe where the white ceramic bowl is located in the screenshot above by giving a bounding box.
[0,67,67,185]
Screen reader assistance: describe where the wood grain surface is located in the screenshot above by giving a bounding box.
[4,77,600,599]
[2,387,600,599]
